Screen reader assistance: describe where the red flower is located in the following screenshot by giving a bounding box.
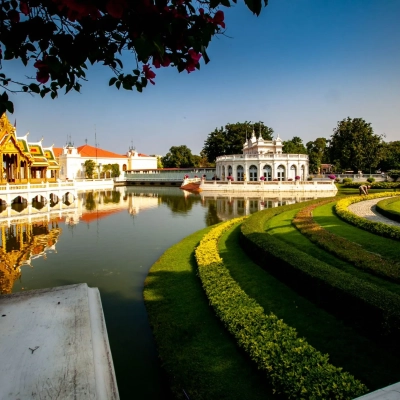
[34,58,50,83]
[212,10,225,28]
[106,0,128,18]
[20,1,30,15]
[185,49,201,73]
[142,64,156,85]
[8,9,20,23]
[36,70,50,84]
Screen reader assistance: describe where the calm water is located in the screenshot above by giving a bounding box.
[0,187,328,399]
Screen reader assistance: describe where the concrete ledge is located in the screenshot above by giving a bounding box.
[0,283,119,399]
[354,382,400,399]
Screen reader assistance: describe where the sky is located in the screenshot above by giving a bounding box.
[3,0,400,156]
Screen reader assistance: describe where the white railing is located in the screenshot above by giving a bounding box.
[215,154,309,161]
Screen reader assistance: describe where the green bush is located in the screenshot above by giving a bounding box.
[335,193,400,240]
[376,197,400,223]
[367,177,375,183]
[342,181,400,189]
[343,178,353,184]
[195,217,367,400]
[293,202,400,282]
[241,202,400,344]
[388,170,400,182]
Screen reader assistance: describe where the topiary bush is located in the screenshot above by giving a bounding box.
[367,177,375,183]
[343,178,353,184]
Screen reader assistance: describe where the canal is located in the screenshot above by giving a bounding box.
[0,187,325,399]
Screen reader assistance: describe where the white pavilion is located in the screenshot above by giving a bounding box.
[215,130,309,181]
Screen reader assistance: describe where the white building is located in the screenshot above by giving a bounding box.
[56,144,157,180]
[215,130,309,181]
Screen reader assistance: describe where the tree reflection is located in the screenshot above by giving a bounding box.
[205,202,223,226]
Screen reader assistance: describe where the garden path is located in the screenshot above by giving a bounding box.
[348,198,400,227]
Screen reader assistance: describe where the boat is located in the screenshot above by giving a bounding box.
[180,177,202,191]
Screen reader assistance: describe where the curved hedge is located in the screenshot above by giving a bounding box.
[376,197,400,223]
[343,181,400,189]
[293,202,400,283]
[195,217,367,400]
[240,203,400,345]
[335,193,400,240]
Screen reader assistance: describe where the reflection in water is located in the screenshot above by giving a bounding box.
[0,186,337,398]
[0,221,61,294]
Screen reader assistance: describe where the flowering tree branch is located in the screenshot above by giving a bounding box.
[0,0,268,114]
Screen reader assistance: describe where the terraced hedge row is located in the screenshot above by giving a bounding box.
[335,193,400,240]
[343,182,400,189]
[240,203,400,344]
[376,197,400,223]
[293,202,400,283]
[195,217,367,400]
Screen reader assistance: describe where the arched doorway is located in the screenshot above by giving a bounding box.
[227,165,233,180]
[290,165,297,180]
[262,164,272,181]
[277,165,285,181]
[249,165,258,181]
[237,165,244,181]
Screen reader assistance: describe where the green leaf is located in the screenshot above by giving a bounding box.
[109,77,118,86]
[28,83,40,93]
[116,81,121,90]
[133,69,140,76]
[244,0,263,15]
[5,101,14,113]
[50,91,58,99]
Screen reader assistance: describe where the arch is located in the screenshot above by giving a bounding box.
[249,165,258,181]
[236,165,244,181]
[301,165,305,180]
[290,164,297,180]
[122,164,127,172]
[227,165,233,179]
[262,164,272,181]
[276,164,286,181]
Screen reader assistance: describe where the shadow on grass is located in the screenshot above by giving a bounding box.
[221,224,400,391]
[144,227,279,400]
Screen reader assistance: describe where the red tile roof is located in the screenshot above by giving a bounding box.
[77,144,127,159]
[53,147,63,157]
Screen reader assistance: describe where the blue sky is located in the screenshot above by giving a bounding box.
[4,0,400,156]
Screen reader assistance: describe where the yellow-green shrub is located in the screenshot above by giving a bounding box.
[335,193,400,240]
[195,217,367,400]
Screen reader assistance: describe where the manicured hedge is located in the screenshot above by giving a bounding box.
[376,197,400,223]
[240,203,400,345]
[335,193,400,240]
[343,181,400,189]
[293,202,400,283]
[195,217,367,400]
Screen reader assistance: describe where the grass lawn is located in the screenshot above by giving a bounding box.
[218,223,400,391]
[386,198,400,212]
[313,202,400,262]
[144,226,275,400]
[264,208,400,295]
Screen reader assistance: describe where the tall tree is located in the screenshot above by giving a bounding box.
[84,159,96,178]
[378,141,400,171]
[306,138,327,173]
[328,117,384,173]
[202,121,274,163]
[0,0,268,114]
[162,145,195,168]
[282,136,307,154]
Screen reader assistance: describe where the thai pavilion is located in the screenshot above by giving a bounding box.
[0,113,60,183]
[215,129,309,181]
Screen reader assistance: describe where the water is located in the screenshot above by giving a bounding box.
[0,186,326,399]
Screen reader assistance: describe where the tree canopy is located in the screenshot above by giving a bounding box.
[0,0,268,114]
[282,136,307,155]
[306,137,327,174]
[162,144,195,167]
[378,141,400,172]
[202,121,274,162]
[328,117,384,173]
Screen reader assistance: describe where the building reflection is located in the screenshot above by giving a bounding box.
[0,221,61,294]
